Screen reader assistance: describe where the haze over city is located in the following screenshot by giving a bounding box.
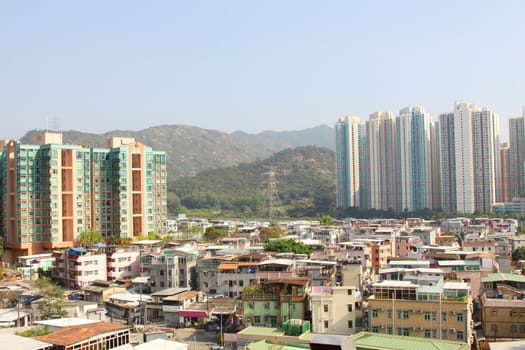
[1,1,524,141]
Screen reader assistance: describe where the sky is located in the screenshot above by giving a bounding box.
[1,1,524,141]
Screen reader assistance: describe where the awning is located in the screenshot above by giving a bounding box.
[178,310,207,318]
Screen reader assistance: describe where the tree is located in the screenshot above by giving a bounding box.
[36,277,67,320]
[264,239,312,256]
[512,247,525,261]
[105,235,132,247]
[76,230,103,247]
[203,227,226,242]
[259,227,284,241]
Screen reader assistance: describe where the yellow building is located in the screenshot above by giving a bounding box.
[367,280,472,344]
[480,273,525,339]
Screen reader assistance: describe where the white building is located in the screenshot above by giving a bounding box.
[310,285,360,335]
[454,102,476,214]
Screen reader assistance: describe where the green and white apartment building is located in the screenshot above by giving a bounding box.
[0,132,167,263]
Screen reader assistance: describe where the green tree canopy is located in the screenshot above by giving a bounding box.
[512,247,525,261]
[76,230,103,247]
[202,227,227,242]
[264,239,312,256]
[36,277,67,320]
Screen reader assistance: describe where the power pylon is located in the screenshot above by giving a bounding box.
[262,166,286,219]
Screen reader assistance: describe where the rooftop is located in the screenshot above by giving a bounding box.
[482,273,525,284]
[0,334,52,350]
[37,322,129,346]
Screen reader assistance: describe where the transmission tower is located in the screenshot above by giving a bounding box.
[262,166,286,219]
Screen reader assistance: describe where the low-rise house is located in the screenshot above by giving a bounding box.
[32,300,101,322]
[82,280,128,306]
[217,261,258,298]
[106,249,141,281]
[367,280,472,344]
[0,307,31,327]
[141,249,197,293]
[161,290,200,327]
[0,334,51,350]
[243,277,310,328]
[295,259,336,287]
[148,287,190,323]
[480,273,525,339]
[51,248,107,289]
[37,322,130,350]
[310,285,361,334]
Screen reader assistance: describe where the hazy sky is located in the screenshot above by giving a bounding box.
[1,1,524,141]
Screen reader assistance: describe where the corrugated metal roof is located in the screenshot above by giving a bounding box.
[37,322,129,346]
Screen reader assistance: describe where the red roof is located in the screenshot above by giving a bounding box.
[37,322,129,346]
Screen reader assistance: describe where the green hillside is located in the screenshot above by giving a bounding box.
[168,146,336,218]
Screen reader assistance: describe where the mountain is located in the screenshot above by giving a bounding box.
[231,124,335,151]
[169,146,336,217]
[20,124,334,178]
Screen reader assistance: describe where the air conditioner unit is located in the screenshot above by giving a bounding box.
[380,325,384,329]
[418,309,424,313]
[412,326,417,330]
[450,328,456,333]
[451,310,456,315]
[379,307,384,311]
[411,309,416,313]
[418,327,424,331]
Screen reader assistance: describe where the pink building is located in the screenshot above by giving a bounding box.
[107,249,141,281]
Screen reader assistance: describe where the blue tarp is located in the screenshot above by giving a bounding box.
[68,247,87,256]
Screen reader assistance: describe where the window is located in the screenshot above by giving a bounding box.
[348,320,353,328]
[424,312,431,320]
[457,331,464,340]
[372,310,378,318]
[324,304,328,312]
[442,312,447,321]
[387,327,393,335]
[324,321,329,329]
[387,310,392,319]
[254,316,260,323]
[397,311,409,319]
[425,330,431,338]
[457,313,463,322]
[372,327,379,333]
[511,325,517,333]
[347,289,352,295]
[347,304,353,312]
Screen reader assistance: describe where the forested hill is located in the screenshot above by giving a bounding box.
[168,146,336,218]
[20,124,333,179]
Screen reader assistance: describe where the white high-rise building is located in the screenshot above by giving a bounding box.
[454,102,477,213]
[453,102,501,214]
[335,116,361,208]
[367,111,397,211]
[472,107,500,213]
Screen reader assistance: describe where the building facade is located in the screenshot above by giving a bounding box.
[0,132,167,263]
[335,116,361,208]
[396,107,434,212]
[366,112,397,211]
